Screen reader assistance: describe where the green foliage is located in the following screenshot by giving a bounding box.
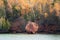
[23,14,28,21]
[0,8,6,17]
[23,9,40,22]
[6,5,21,21]
[13,5,19,18]
[3,0,7,6]
[0,17,11,31]
[54,0,60,2]
[6,5,22,21]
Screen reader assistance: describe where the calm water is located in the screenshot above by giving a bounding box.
[0,34,60,40]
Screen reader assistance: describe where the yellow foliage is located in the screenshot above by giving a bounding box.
[7,0,16,5]
[44,13,48,18]
[54,3,60,11]
[0,0,4,8]
[49,5,54,13]
[38,0,48,5]
[54,3,60,16]
[0,0,59,16]
[15,6,20,10]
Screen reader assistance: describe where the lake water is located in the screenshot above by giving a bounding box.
[0,34,60,40]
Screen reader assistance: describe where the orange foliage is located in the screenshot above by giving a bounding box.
[54,3,60,16]
[54,3,60,11]
[0,0,4,8]
[1,0,59,16]
[7,0,16,5]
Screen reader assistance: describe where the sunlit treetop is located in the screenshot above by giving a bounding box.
[0,0,5,8]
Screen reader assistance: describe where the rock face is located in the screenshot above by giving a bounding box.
[25,21,39,34]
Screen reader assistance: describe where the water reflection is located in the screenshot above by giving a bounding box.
[0,34,60,40]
